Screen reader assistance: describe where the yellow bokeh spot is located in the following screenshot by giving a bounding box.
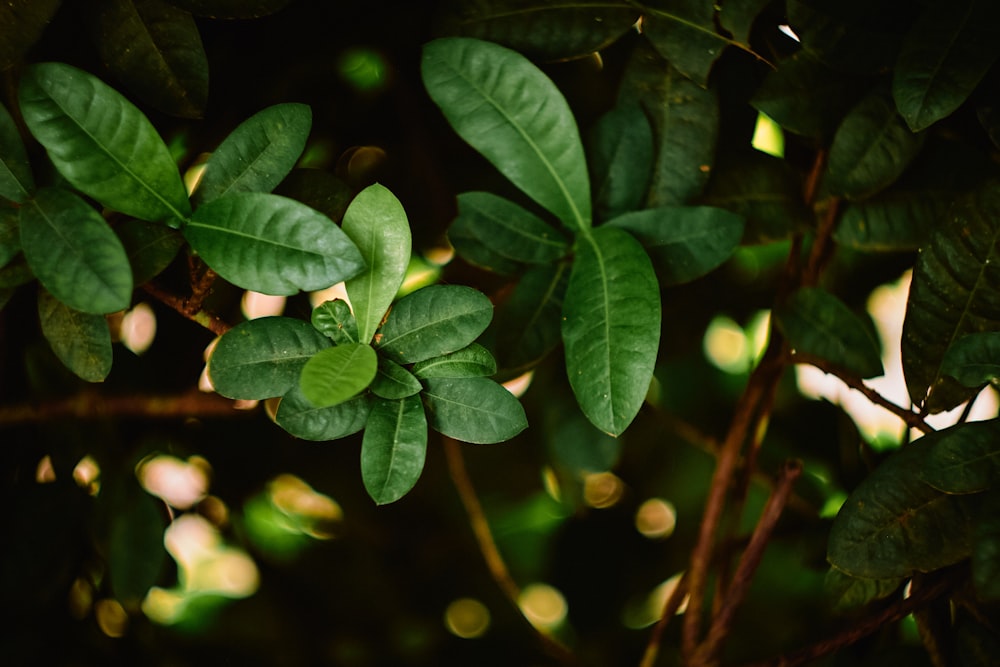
[583,472,624,509]
[635,498,677,539]
[752,112,785,158]
[518,583,567,631]
[72,455,101,496]
[703,315,748,374]
[444,598,491,639]
[95,598,129,638]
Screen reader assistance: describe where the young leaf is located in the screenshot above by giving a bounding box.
[0,101,34,202]
[274,385,370,441]
[311,299,359,344]
[208,316,330,399]
[452,192,568,264]
[376,284,493,364]
[20,187,133,315]
[19,62,191,227]
[371,358,423,399]
[185,192,365,296]
[193,103,312,205]
[412,343,497,379]
[342,183,411,344]
[562,226,660,436]
[587,105,653,222]
[115,218,184,285]
[361,395,428,505]
[642,1,732,87]
[919,419,1000,495]
[38,289,113,383]
[299,343,378,408]
[775,287,884,379]
[492,261,568,372]
[422,37,591,230]
[421,376,527,444]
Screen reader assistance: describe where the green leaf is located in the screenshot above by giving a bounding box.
[115,218,184,285]
[562,226,660,436]
[185,192,365,296]
[545,392,620,474]
[824,568,902,612]
[162,0,291,19]
[823,90,925,201]
[892,0,1000,132]
[274,385,370,441]
[19,62,191,226]
[92,0,208,118]
[491,261,568,372]
[20,188,133,315]
[775,287,884,379]
[0,206,21,268]
[0,256,34,288]
[38,289,113,382]
[274,169,354,223]
[343,183,411,344]
[586,105,653,222]
[717,0,770,45]
[0,101,34,202]
[919,419,1000,495]
[422,37,591,230]
[827,436,976,579]
[208,316,330,400]
[422,376,527,444]
[447,219,523,276]
[973,492,1000,601]
[412,343,497,379]
[106,479,167,604]
[0,0,62,70]
[452,192,568,264]
[376,284,493,364]
[299,343,378,408]
[786,0,902,75]
[941,332,1000,389]
[371,358,423,399]
[311,299,358,344]
[607,206,744,286]
[193,103,312,206]
[361,395,428,505]
[642,1,733,87]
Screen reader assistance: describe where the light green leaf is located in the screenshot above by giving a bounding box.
[0,101,34,202]
[941,332,1000,389]
[299,343,377,408]
[919,419,1000,495]
[20,187,133,315]
[185,192,365,296]
[193,103,312,205]
[208,316,330,400]
[0,206,21,268]
[274,385,370,441]
[376,284,493,364]
[587,104,653,222]
[19,62,191,226]
[422,376,527,444]
[343,183,411,344]
[38,289,113,382]
[562,225,660,436]
[0,0,62,70]
[115,218,184,285]
[361,395,428,505]
[311,299,358,344]
[371,358,423,399]
[491,261,568,372]
[422,37,591,230]
[642,1,733,87]
[412,343,497,379]
[452,192,568,264]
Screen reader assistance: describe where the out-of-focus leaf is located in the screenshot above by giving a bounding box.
[563,225,660,436]
[92,0,208,118]
[940,332,1000,389]
[0,256,33,288]
[193,104,312,206]
[38,289,113,382]
[786,0,904,75]
[106,478,167,605]
[492,261,568,372]
[0,101,34,202]
[361,395,427,505]
[20,188,133,315]
[19,63,191,227]
[955,607,1000,663]
[452,192,568,263]
[919,419,1000,495]
[162,0,291,19]
[115,218,184,285]
[274,169,355,223]
[299,343,377,408]
[448,219,523,276]
[0,206,21,268]
[422,37,591,230]
[274,385,370,441]
[311,299,358,345]
[422,376,527,443]
[642,1,734,86]
[343,184,411,344]
[607,206,744,285]
[893,0,1000,132]
[972,492,1000,601]
[0,0,62,70]
[185,192,365,296]
[376,285,493,364]
[718,0,770,45]
[586,105,653,221]
[371,358,423,399]
[545,391,620,474]
[412,343,497,379]
[823,568,902,612]
[775,287,883,378]
[208,316,330,399]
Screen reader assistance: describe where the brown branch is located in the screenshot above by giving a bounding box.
[141,281,231,336]
[0,389,252,425]
[639,572,691,667]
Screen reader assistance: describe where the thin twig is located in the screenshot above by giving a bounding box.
[639,572,691,667]
[141,282,231,336]
[0,389,250,425]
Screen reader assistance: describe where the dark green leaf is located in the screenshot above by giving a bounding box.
[563,226,660,436]
[107,480,166,604]
[941,332,1000,389]
[422,37,591,230]
[0,0,62,70]
[311,299,358,344]
[545,392,620,474]
[376,284,493,364]
[115,218,184,285]
[92,0,208,118]
[824,568,902,612]
[274,169,354,223]
[892,0,1000,132]
[208,316,330,399]
[0,256,34,288]
[452,192,568,263]
[642,1,733,86]
[586,105,653,221]
[163,0,291,19]
[447,219,523,276]
[19,62,191,226]
[299,343,377,408]
[786,0,903,75]
[919,419,1000,495]
[422,376,527,443]
[973,492,1000,600]
[412,343,497,379]
[185,192,365,296]
[371,358,423,399]
[274,385,370,441]
[0,101,34,202]
[343,183,411,344]
[492,261,568,372]
[607,206,744,285]
[361,395,428,505]
[38,289,113,382]
[717,0,770,45]
[20,188,133,314]
[193,103,312,205]
[0,206,21,268]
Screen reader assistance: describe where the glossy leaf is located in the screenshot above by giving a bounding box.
[0,206,21,268]
[371,358,423,399]
[422,37,591,230]
[412,343,497,379]
[163,0,292,19]
[940,332,1000,389]
[115,218,184,285]
[19,62,191,226]
[20,188,133,315]
[376,284,493,364]
[38,289,113,382]
[492,261,568,372]
[193,103,312,205]
[642,1,733,87]
[92,0,208,118]
[208,316,330,400]
[775,287,883,378]
[919,419,1000,495]
[185,192,365,296]
[0,0,62,70]
[421,376,527,444]
[447,219,523,276]
[274,385,370,441]
[893,0,1000,132]
[586,105,653,221]
[343,184,411,344]
[299,343,377,408]
[607,206,744,285]
[451,192,568,264]
[0,101,34,202]
[361,395,428,505]
[563,226,660,436]
[311,299,358,344]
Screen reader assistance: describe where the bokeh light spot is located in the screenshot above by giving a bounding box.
[518,583,567,631]
[35,455,56,483]
[583,472,624,509]
[635,498,677,539]
[138,454,211,510]
[242,291,286,320]
[444,598,491,639]
[338,47,389,92]
[73,456,101,495]
[95,598,129,638]
[120,302,157,355]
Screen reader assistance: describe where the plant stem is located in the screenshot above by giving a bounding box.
[639,571,691,667]
[142,281,231,336]
[0,389,250,425]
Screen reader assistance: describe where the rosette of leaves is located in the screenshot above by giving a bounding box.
[208,184,528,505]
